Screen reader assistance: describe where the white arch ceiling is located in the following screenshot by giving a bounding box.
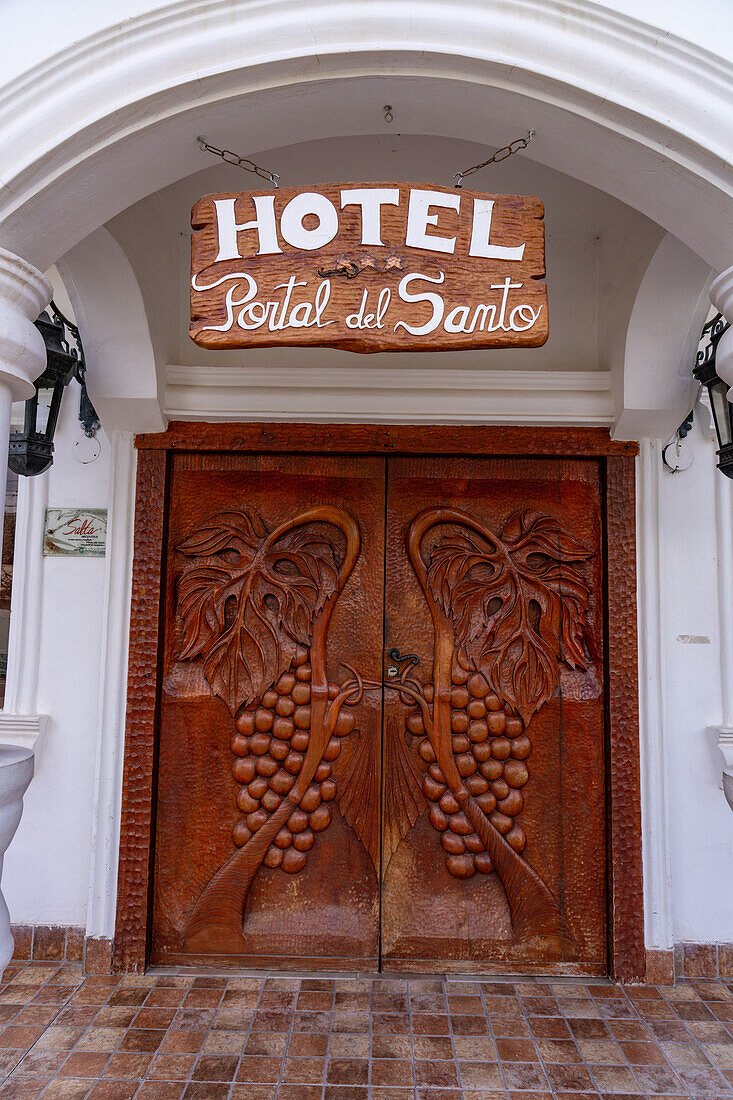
[0,0,731,273]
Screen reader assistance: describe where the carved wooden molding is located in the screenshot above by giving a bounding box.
[606,456,645,982]
[390,507,594,957]
[113,450,167,972]
[114,427,643,979]
[174,506,364,954]
[136,422,638,457]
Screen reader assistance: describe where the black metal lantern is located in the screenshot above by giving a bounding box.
[8,302,96,477]
[694,313,733,480]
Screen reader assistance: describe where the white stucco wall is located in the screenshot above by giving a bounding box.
[654,423,733,944]
[0,0,731,961]
[3,398,112,926]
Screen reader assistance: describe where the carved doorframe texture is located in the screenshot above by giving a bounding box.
[115,424,642,981]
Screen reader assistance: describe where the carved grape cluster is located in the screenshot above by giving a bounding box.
[229,646,355,873]
[406,652,530,880]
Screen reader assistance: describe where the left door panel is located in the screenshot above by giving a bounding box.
[151,452,386,969]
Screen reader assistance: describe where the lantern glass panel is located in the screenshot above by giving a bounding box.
[710,378,733,448]
[34,387,53,437]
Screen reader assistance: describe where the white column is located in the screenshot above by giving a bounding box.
[708,267,733,807]
[710,267,733,391]
[0,251,52,749]
[85,431,136,941]
[0,251,51,966]
[637,440,674,950]
[0,250,52,543]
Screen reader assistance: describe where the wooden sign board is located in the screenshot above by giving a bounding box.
[190,181,547,354]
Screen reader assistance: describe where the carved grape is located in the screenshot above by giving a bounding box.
[276,672,296,695]
[286,809,309,833]
[446,853,475,878]
[284,751,304,775]
[323,737,341,762]
[255,756,278,777]
[264,846,282,868]
[273,716,295,740]
[293,707,311,730]
[301,784,321,813]
[293,828,314,851]
[320,778,337,801]
[248,776,268,799]
[237,789,259,813]
[261,789,281,812]
[269,738,289,762]
[451,711,469,734]
[406,712,424,735]
[418,737,436,763]
[503,759,529,788]
[230,654,357,878]
[442,831,465,854]
[282,848,307,873]
[403,667,531,879]
[254,709,274,733]
[250,732,271,756]
[236,713,255,736]
[334,709,355,737]
[232,821,251,847]
[450,685,469,708]
[232,757,256,784]
[310,804,331,831]
[271,769,295,795]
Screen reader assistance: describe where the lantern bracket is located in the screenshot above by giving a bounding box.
[8,301,100,477]
[693,312,733,480]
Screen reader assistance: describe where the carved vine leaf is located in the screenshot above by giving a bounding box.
[334,716,425,870]
[177,510,340,713]
[427,510,593,724]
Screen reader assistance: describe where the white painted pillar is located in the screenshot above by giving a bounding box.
[711,267,733,391]
[708,268,733,808]
[0,250,51,965]
[0,250,52,749]
[0,250,52,551]
[637,440,674,950]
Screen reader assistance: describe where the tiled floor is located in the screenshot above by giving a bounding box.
[0,965,732,1099]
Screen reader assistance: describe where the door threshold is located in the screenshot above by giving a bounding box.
[146,964,611,985]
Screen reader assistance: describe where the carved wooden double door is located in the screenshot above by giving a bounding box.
[152,453,607,973]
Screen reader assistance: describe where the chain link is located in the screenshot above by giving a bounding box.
[454,130,536,188]
[197,137,280,187]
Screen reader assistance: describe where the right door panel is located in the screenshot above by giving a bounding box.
[381,456,607,973]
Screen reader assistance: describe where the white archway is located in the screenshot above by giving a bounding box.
[0,0,730,275]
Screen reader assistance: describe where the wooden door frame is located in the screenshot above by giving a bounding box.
[114,423,644,981]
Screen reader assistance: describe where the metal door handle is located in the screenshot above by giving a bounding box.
[387,647,419,677]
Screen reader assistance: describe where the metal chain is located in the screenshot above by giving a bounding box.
[197,136,280,187]
[454,130,536,188]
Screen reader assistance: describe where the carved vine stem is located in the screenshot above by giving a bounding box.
[184,506,360,953]
[407,507,576,950]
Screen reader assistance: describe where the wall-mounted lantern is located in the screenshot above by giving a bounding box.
[694,312,733,480]
[8,302,99,477]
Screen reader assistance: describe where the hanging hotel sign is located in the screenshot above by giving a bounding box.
[190,181,547,353]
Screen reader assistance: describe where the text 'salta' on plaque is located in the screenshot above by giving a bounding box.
[190,181,548,354]
[43,509,107,557]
